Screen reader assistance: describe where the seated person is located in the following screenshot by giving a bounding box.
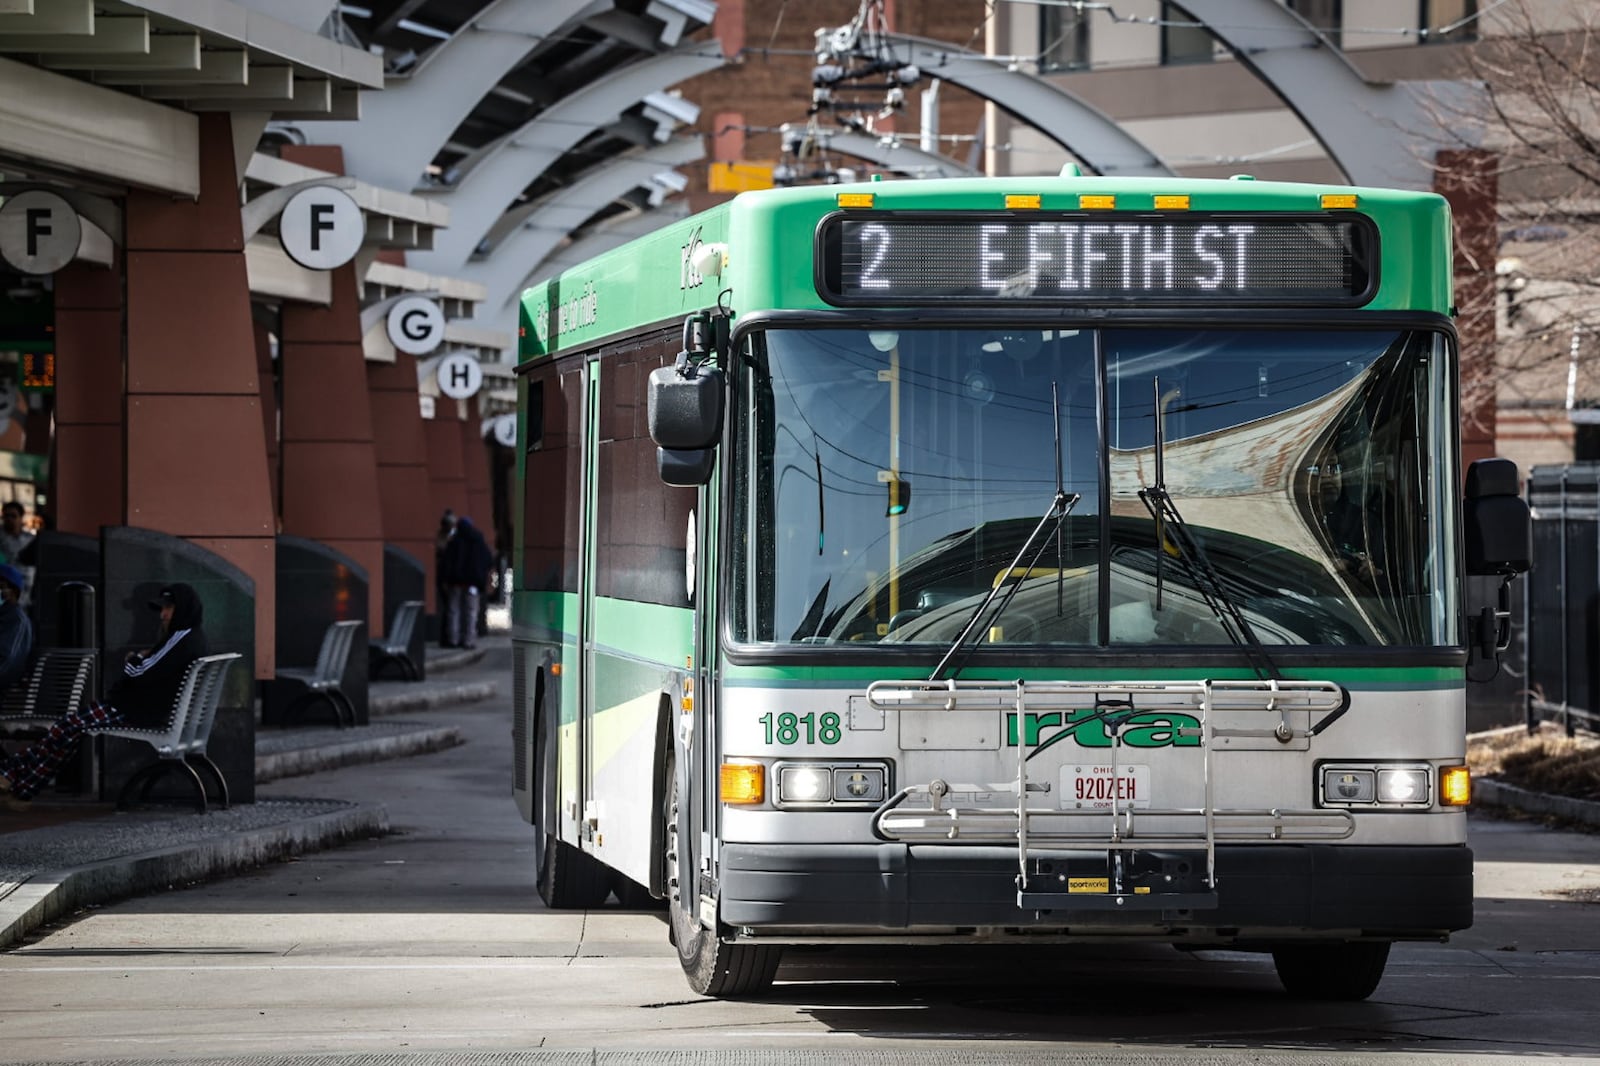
[0,563,33,697]
[0,582,206,810]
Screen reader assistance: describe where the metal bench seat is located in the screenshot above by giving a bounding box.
[0,648,98,734]
[96,651,241,813]
[276,619,361,728]
[369,600,422,681]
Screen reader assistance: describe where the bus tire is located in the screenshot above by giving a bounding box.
[1271,941,1390,1001]
[665,763,780,997]
[535,832,611,910]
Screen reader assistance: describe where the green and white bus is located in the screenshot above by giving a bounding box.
[512,174,1529,1000]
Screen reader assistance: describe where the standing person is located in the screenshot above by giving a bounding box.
[0,582,206,810]
[434,509,456,648]
[441,516,493,651]
[0,501,34,606]
[0,564,33,697]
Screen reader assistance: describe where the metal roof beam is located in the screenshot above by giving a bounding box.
[297,0,612,191]
[1168,0,1479,189]
[410,40,724,275]
[885,33,1171,178]
[462,136,705,311]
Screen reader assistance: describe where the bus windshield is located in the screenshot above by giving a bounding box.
[731,326,1460,650]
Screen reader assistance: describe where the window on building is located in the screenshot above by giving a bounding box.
[1288,0,1342,50]
[1039,4,1090,71]
[1421,0,1478,42]
[1161,2,1214,65]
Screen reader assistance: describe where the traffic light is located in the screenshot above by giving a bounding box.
[886,477,911,517]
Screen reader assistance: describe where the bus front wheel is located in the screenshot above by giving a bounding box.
[665,764,781,997]
[1271,941,1391,1001]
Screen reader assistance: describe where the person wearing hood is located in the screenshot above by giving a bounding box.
[441,515,492,650]
[0,582,207,808]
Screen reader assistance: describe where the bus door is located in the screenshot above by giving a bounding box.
[578,357,602,849]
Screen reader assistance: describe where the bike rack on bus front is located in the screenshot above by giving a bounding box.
[866,678,1354,913]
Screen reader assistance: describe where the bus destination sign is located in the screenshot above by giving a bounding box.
[817,213,1376,307]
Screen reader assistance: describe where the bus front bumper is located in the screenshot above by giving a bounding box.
[718,843,1472,937]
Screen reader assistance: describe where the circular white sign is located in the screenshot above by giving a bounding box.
[386,296,446,356]
[436,353,483,399]
[0,191,81,275]
[492,414,517,447]
[279,186,363,270]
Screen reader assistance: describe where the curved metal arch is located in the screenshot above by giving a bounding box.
[825,130,978,179]
[1169,0,1480,189]
[459,136,706,311]
[302,0,611,191]
[410,40,725,275]
[883,33,1172,178]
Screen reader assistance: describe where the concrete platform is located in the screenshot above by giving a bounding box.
[0,634,505,948]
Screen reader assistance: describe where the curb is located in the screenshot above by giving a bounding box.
[369,680,498,717]
[0,801,388,949]
[426,646,488,674]
[255,724,464,783]
[1475,778,1600,828]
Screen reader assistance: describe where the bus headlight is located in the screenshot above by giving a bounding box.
[774,761,888,808]
[1377,768,1426,804]
[1319,763,1432,809]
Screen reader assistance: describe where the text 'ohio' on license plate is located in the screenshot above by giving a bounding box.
[1061,764,1151,809]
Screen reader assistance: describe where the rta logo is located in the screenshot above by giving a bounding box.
[1007,709,1200,752]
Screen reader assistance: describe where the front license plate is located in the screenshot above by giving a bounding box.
[1061,764,1151,809]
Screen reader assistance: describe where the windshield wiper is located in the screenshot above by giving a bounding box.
[1137,378,1283,682]
[931,382,1079,682]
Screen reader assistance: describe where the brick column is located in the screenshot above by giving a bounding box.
[52,259,125,536]
[369,354,435,611]
[1435,148,1499,471]
[278,265,387,633]
[124,112,276,676]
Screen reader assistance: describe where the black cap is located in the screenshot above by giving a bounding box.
[147,586,176,611]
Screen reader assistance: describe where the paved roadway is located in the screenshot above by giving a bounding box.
[3,644,1600,1065]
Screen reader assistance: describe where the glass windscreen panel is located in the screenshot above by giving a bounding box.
[732,328,1458,650]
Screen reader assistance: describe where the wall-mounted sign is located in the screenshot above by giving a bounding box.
[419,394,436,419]
[0,191,81,275]
[387,296,445,356]
[279,186,363,270]
[436,353,483,400]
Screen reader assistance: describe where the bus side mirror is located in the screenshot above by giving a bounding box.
[1463,457,1530,577]
[648,362,724,450]
[1463,457,1530,663]
[657,446,716,487]
[649,350,723,486]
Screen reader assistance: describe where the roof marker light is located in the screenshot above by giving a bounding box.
[1154,195,1190,210]
[1006,194,1041,209]
[1321,193,1359,209]
[837,192,875,208]
[1078,194,1116,210]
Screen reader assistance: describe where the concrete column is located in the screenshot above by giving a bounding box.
[1435,148,1498,471]
[124,112,276,676]
[368,354,435,611]
[52,259,125,536]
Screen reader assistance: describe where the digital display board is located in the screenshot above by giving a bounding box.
[816,213,1377,307]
